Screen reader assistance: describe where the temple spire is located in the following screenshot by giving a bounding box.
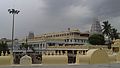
[90,18,102,35]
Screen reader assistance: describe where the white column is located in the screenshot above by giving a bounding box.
[44,42,47,49]
[38,43,40,54]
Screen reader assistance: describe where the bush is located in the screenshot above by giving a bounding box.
[88,34,105,45]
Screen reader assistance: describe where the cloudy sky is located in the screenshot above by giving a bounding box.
[0,0,120,39]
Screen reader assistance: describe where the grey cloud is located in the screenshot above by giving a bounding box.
[0,0,120,39]
[42,0,120,25]
[43,0,81,16]
[86,0,120,18]
[21,0,120,35]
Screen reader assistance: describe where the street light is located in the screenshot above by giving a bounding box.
[8,9,20,52]
[105,36,112,49]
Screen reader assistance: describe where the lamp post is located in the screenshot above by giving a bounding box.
[106,36,112,49]
[108,39,112,49]
[8,9,20,52]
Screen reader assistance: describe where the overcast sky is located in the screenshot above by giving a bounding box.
[0,0,120,39]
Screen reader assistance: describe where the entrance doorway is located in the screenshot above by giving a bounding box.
[67,50,76,63]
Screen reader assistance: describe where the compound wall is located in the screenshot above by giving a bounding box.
[76,49,109,64]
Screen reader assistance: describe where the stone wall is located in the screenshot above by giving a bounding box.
[0,51,13,65]
[42,51,68,64]
[76,49,109,64]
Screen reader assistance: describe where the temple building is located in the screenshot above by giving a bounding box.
[11,28,89,64]
[28,32,34,39]
[14,28,89,52]
[6,28,120,64]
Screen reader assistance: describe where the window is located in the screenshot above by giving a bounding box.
[113,47,119,52]
[40,44,42,48]
[67,33,69,36]
[74,39,76,42]
[78,39,80,42]
[66,39,69,42]
[70,39,72,42]
[65,39,66,42]
[81,40,83,43]
[43,44,44,48]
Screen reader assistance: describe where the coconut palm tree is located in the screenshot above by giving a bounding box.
[102,20,119,40]
[110,28,119,40]
[102,21,112,49]
[20,37,35,54]
[102,21,112,37]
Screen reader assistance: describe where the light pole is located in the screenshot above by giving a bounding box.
[8,9,20,52]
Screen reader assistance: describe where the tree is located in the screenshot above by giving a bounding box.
[110,28,119,40]
[88,34,105,45]
[102,20,119,40]
[20,37,35,54]
[102,21,112,37]
[0,41,9,55]
[102,20,120,49]
[102,21,112,49]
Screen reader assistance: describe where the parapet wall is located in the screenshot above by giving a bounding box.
[108,55,116,63]
[0,49,119,65]
[42,51,68,64]
[76,49,109,64]
[0,51,13,65]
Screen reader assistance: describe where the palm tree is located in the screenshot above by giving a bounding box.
[102,21,112,49]
[20,37,35,54]
[110,28,119,40]
[102,21,112,37]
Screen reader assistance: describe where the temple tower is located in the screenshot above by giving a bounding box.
[28,32,34,39]
[90,19,102,35]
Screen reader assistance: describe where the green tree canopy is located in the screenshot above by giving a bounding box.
[0,41,9,55]
[110,28,119,40]
[102,20,119,40]
[20,37,35,54]
[88,34,105,45]
[20,43,35,53]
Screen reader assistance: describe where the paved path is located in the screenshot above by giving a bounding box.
[0,64,120,68]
